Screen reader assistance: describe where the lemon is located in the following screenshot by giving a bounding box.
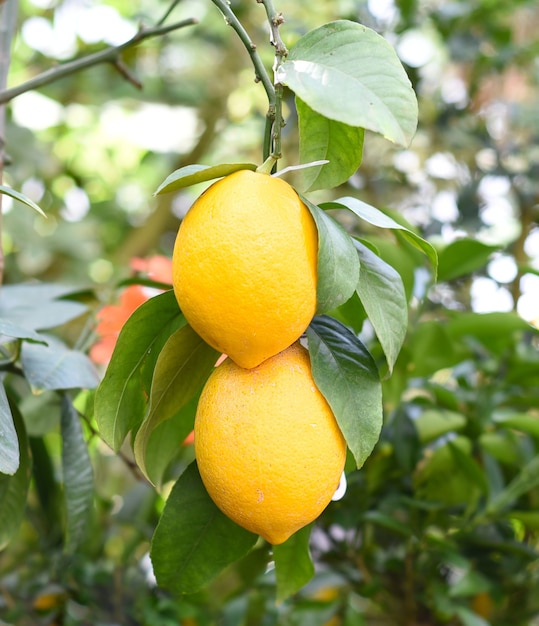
[194,342,346,545]
[172,169,318,369]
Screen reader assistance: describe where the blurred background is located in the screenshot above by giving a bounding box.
[1,0,538,624]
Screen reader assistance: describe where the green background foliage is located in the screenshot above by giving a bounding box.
[1,0,539,625]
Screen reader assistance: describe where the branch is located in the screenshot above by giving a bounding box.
[0,17,198,105]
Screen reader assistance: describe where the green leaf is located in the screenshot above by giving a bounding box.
[322,197,438,274]
[0,401,31,550]
[447,312,536,344]
[438,239,500,282]
[485,454,539,518]
[0,184,46,217]
[94,291,186,451]
[361,511,413,537]
[60,394,94,554]
[302,197,360,314]
[414,410,467,444]
[0,384,19,475]
[354,240,408,374]
[134,325,219,481]
[455,606,491,626]
[142,393,199,488]
[277,20,418,147]
[307,315,382,468]
[296,97,364,192]
[493,413,539,439]
[150,462,258,595]
[408,321,459,377]
[20,336,100,391]
[0,284,88,331]
[273,525,315,604]
[154,163,257,196]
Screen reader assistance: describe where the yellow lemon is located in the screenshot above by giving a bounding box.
[194,342,346,545]
[172,169,318,369]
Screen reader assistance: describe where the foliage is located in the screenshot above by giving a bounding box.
[0,0,538,625]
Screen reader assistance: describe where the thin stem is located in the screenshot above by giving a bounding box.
[0,17,198,105]
[258,0,288,161]
[210,0,275,106]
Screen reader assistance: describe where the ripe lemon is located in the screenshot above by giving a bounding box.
[194,342,347,545]
[172,169,318,369]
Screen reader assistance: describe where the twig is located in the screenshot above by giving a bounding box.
[258,0,288,161]
[209,0,275,108]
[0,17,198,105]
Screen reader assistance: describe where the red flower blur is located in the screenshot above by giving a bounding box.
[90,255,173,365]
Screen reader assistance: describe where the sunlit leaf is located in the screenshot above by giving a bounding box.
[150,462,258,594]
[94,291,186,451]
[322,197,438,274]
[354,240,407,374]
[302,197,360,314]
[0,384,19,475]
[273,525,314,604]
[0,284,88,331]
[60,394,94,554]
[414,409,467,444]
[0,319,48,345]
[154,163,257,195]
[0,184,46,217]
[277,20,418,146]
[296,97,364,192]
[307,315,382,468]
[0,401,31,550]
[134,325,218,481]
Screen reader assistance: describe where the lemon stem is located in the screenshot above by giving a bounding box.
[256,156,279,175]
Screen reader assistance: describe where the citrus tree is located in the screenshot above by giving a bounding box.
[1,1,539,625]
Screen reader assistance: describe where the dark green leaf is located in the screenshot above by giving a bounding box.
[0,383,19,475]
[95,291,186,451]
[323,197,437,274]
[438,239,500,282]
[150,462,258,594]
[60,394,94,554]
[134,324,218,481]
[273,525,315,604]
[361,511,413,537]
[0,184,46,217]
[154,163,257,195]
[0,399,31,550]
[277,20,418,146]
[354,240,408,374]
[448,441,489,494]
[296,97,364,192]
[302,197,360,314]
[21,336,100,391]
[307,315,382,468]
